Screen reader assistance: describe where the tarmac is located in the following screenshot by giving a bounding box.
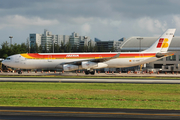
[0,71,180,77]
[1,107,180,120]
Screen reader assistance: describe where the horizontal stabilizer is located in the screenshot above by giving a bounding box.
[156,51,176,58]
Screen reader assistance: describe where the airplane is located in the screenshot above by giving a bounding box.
[2,29,176,74]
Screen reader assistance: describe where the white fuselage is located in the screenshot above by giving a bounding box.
[2,52,159,70]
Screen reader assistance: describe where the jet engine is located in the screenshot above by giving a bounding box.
[63,64,79,71]
[82,61,98,69]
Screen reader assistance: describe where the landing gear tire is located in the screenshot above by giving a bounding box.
[90,71,95,75]
[85,70,95,75]
[85,71,90,75]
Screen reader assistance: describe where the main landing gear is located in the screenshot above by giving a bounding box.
[85,70,95,75]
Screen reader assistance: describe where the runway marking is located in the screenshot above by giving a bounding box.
[1,78,180,84]
[0,110,180,117]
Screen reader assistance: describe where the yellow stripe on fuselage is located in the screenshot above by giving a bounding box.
[134,55,155,58]
[20,54,35,59]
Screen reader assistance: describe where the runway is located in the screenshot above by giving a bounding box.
[0,107,180,120]
[0,77,180,84]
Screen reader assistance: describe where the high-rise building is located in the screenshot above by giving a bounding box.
[41,29,53,50]
[69,32,91,48]
[29,34,42,47]
[30,29,70,50]
[57,35,69,45]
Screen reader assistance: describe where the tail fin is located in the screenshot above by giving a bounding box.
[144,29,176,53]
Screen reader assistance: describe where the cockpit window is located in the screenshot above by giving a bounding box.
[5,58,11,60]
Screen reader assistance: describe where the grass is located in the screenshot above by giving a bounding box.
[0,82,180,110]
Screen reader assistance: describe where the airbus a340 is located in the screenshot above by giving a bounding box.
[2,29,176,74]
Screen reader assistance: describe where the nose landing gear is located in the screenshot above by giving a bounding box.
[18,70,22,74]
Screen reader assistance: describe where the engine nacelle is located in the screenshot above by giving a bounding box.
[82,61,98,69]
[63,64,79,71]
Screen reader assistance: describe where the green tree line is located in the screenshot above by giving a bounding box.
[0,41,115,59]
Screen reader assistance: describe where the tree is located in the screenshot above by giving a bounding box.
[65,42,71,53]
[26,38,30,53]
[88,42,93,52]
[54,44,60,53]
[0,41,28,58]
[77,46,84,52]
[72,44,78,52]
[93,45,98,52]
[39,45,43,53]
[21,43,28,53]
[30,44,35,53]
[42,43,48,53]
[0,41,11,58]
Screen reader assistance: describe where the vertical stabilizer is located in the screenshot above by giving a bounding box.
[144,29,176,53]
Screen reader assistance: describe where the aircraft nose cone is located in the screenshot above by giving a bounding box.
[1,60,7,66]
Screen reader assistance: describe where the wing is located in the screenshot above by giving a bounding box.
[60,53,120,65]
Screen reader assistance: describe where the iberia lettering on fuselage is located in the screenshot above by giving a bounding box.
[66,54,79,57]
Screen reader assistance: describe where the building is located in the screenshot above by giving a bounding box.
[30,30,94,51]
[29,34,42,47]
[69,32,92,48]
[120,36,180,72]
[79,39,96,48]
[60,35,70,45]
[30,29,70,50]
[96,40,114,51]
[96,40,123,52]
[41,29,53,50]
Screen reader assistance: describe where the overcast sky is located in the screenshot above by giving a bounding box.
[1,0,180,45]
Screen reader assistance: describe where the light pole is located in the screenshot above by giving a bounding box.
[137,38,143,71]
[137,38,143,51]
[9,36,13,47]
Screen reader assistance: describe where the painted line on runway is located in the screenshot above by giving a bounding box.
[0,110,180,117]
[1,78,180,84]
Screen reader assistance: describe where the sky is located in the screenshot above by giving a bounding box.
[1,0,180,45]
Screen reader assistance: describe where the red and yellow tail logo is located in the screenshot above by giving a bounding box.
[156,38,169,48]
